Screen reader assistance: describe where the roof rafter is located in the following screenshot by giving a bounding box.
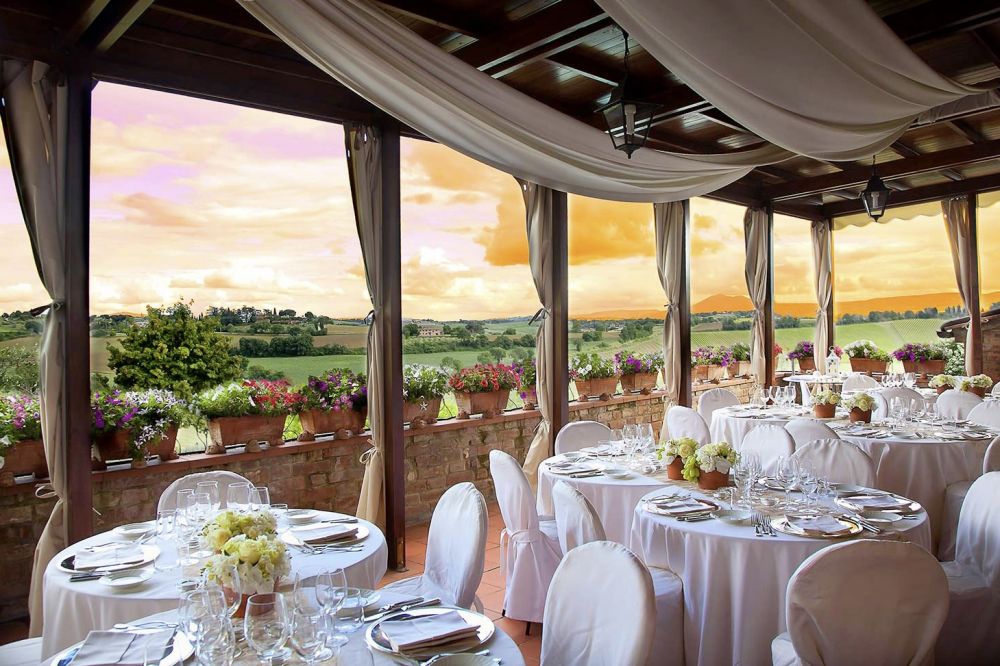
[823,171,1000,217]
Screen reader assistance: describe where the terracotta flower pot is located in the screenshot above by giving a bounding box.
[230,591,251,619]
[620,372,659,395]
[454,389,510,419]
[849,408,872,424]
[736,361,752,378]
[798,357,816,373]
[207,414,286,454]
[666,457,684,481]
[692,365,710,382]
[575,377,619,402]
[148,426,179,462]
[298,408,367,441]
[936,385,950,395]
[698,470,729,491]
[707,365,725,382]
[849,358,886,375]
[964,386,987,398]
[901,359,945,377]
[521,388,538,410]
[813,403,836,419]
[402,397,442,427]
[0,438,48,486]
[92,429,143,470]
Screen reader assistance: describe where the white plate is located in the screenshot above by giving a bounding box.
[282,524,370,548]
[560,451,584,461]
[50,629,193,666]
[862,511,903,526]
[832,483,866,495]
[114,522,155,540]
[425,656,498,666]
[772,515,863,539]
[286,509,319,523]
[835,494,922,515]
[366,606,495,660]
[59,544,161,574]
[712,509,751,525]
[99,568,154,590]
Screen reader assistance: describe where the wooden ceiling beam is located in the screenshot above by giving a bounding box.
[484,17,616,78]
[823,171,1000,218]
[948,118,987,143]
[60,0,153,55]
[885,0,1000,44]
[546,48,622,86]
[373,0,500,38]
[892,139,963,182]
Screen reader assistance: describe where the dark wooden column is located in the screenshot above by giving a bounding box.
[762,205,776,387]
[547,191,569,448]
[378,121,406,570]
[679,200,693,407]
[825,218,836,351]
[967,194,984,374]
[64,69,94,543]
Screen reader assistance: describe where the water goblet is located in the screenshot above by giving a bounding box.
[179,589,219,642]
[227,482,251,513]
[250,486,271,511]
[196,481,221,512]
[195,617,236,666]
[203,563,243,620]
[315,569,349,650]
[333,587,365,634]
[244,593,290,666]
[289,606,335,665]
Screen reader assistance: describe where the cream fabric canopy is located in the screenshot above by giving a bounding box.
[236,0,791,203]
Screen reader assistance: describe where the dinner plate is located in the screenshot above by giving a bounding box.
[50,629,193,666]
[113,522,155,540]
[862,511,903,526]
[835,494,922,515]
[99,568,154,591]
[59,544,161,574]
[771,515,863,539]
[285,509,319,523]
[366,606,495,660]
[643,498,719,517]
[282,524,370,547]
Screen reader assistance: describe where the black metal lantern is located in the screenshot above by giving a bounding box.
[860,157,891,221]
[597,30,660,158]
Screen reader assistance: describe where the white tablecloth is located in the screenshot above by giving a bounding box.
[41,511,387,660]
[630,484,931,666]
[537,458,666,545]
[47,594,525,666]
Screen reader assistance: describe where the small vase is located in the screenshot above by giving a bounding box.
[229,591,251,619]
[798,357,816,373]
[849,408,872,424]
[965,386,987,398]
[666,457,684,481]
[813,403,836,419]
[698,470,729,491]
[936,385,950,395]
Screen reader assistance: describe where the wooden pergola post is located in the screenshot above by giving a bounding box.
[546,190,569,447]
[825,217,836,353]
[967,194,984,374]
[679,200,693,407]
[762,205,776,387]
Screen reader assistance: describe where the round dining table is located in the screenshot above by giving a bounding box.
[41,510,387,660]
[630,483,931,666]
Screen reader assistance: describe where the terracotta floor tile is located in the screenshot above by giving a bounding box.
[495,617,534,646]
[480,587,507,614]
[480,567,504,589]
[483,548,501,570]
[523,657,541,666]
[519,635,543,661]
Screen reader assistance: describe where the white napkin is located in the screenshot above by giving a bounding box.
[380,610,479,652]
[291,523,359,544]
[549,463,599,475]
[848,494,910,510]
[73,544,145,571]
[648,498,711,515]
[787,515,850,535]
[71,629,173,666]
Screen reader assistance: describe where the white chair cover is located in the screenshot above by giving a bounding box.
[873,387,925,420]
[156,470,253,514]
[936,471,1000,665]
[665,406,711,445]
[992,383,1000,397]
[0,638,42,666]
[741,425,795,475]
[936,389,984,420]
[772,540,948,666]
[489,450,561,623]
[841,373,880,392]
[382,482,487,609]
[784,418,839,449]
[789,438,877,487]
[552,481,605,553]
[696,388,740,424]
[939,437,1000,562]
[542,542,655,666]
[967,401,1000,430]
[554,420,612,455]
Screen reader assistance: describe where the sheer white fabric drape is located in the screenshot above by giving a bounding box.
[811,220,833,374]
[1,59,69,637]
[655,201,685,442]
[743,207,769,383]
[941,196,979,375]
[345,124,385,528]
[236,0,790,203]
[595,0,991,161]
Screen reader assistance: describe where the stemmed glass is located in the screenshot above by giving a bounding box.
[903,372,917,389]
[227,482,252,513]
[196,481,221,513]
[179,589,224,644]
[289,606,335,665]
[250,486,271,511]
[203,563,243,621]
[153,510,179,573]
[333,588,365,635]
[244,593,290,666]
[730,459,750,507]
[315,569,349,651]
[195,618,236,666]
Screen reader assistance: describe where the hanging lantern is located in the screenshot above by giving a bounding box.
[860,157,891,221]
[597,29,660,158]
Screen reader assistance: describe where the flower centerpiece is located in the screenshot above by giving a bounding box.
[959,374,994,398]
[843,392,877,423]
[811,389,841,419]
[448,364,518,419]
[401,365,449,427]
[844,340,890,375]
[656,437,698,481]
[296,370,367,440]
[729,343,752,378]
[570,353,619,401]
[691,346,729,383]
[788,341,817,373]
[91,389,188,469]
[514,358,538,410]
[929,374,956,394]
[616,351,663,394]
[202,510,288,617]
[693,441,739,490]
[0,394,46,485]
[892,343,947,376]
[195,381,300,454]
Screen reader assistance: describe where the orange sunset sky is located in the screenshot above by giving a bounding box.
[1,83,998,320]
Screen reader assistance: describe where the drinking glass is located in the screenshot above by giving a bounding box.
[203,563,243,620]
[903,372,916,389]
[179,589,220,642]
[244,593,290,666]
[289,607,335,665]
[608,428,625,455]
[195,618,236,666]
[227,482,251,512]
[196,481,221,512]
[153,531,179,574]
[250,486,271,511]
[315,569,347,616]
[175,489,195,514]
[187,492,212,525]
[271,503,291,538]
[333,587,365,634]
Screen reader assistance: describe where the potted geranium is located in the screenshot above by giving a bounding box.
[693,441,738,490]
[844,340,890,375]
[960,374,994,398]
[616,351,663,394]
[570,353,619,401]
[892,343,947,376]
[788,341,817,373]
[296,370,367,440]
[196,381,299,454]
[729,343,752,378]
[91,389,188,469]
[448,363,518,419]
[844,392,876,424]
[515,358,538,410]
[929,374,956,394]
[401,365,448,427]
[0,394,46,486]
[656,437,698,481]
[812,390,841,418]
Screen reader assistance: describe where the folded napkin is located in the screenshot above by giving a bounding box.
[649,498,712,515]
[787,515,851,536]
[380,610,479,652]
[71,629,173,666]
[73,544,145,571]
[291,523,359,544]
[549,464,599,475]
[580,444,612,455]
[847,494,910,510]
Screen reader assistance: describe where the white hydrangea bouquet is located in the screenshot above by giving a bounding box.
[695,441,738,475]
[657,436,698,466]
[202,509,277,552]
[929,374,955,389]
[203,534,290,597]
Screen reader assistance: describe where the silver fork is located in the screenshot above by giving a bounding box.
[753,512,763,536]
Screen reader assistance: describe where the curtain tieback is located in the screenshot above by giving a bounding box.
[35,482,56,500]
[363,309,376,325]
[529,307,547,325]
[359,440,380,465]
[29,300,63,317]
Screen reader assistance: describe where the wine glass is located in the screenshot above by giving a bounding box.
[154,510,180,573]
[196,481,221,512]
[179,589,220,642]
[227,482,251,513]
[203,563,243,620]
[244,593,290,666]
[175,489,195,514]
[289,606,335,665]
[195,618,236,666]
[903,372,916,389]
[250,486,271,511]
[271,503,291,539]
[332,587,364,634]
[315,569,349,650]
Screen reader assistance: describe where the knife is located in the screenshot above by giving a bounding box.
[371,596,424,615]
[364,597,441,623]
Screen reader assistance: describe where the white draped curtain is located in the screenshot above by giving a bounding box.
[743,207,769,383]
[811,220,834,374]
[654,201,685,442]
[941,196,979,375]
[1,60,69,637]
[518,182,556,491]
[345,123,386,528]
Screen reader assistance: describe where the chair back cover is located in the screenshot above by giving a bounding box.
[936,389,984,420]
[784,418,839,448]
[790,438,877,487]
[873,387,925,420]
[740,425,795,474]
[541,541,655,666]
[842,373,880,392]
[423,482,488,608]
[968,402,1000,430]
[489,450,538,533]
[956,471,1000,588]
[552,481,606,553]
[786,540,949,666]
[157,470,252,514]
[983,437,1000,475]
[696,388,740,424]
[992,382,1000,396]
[555,420,612,455]
[665,406,711,445]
